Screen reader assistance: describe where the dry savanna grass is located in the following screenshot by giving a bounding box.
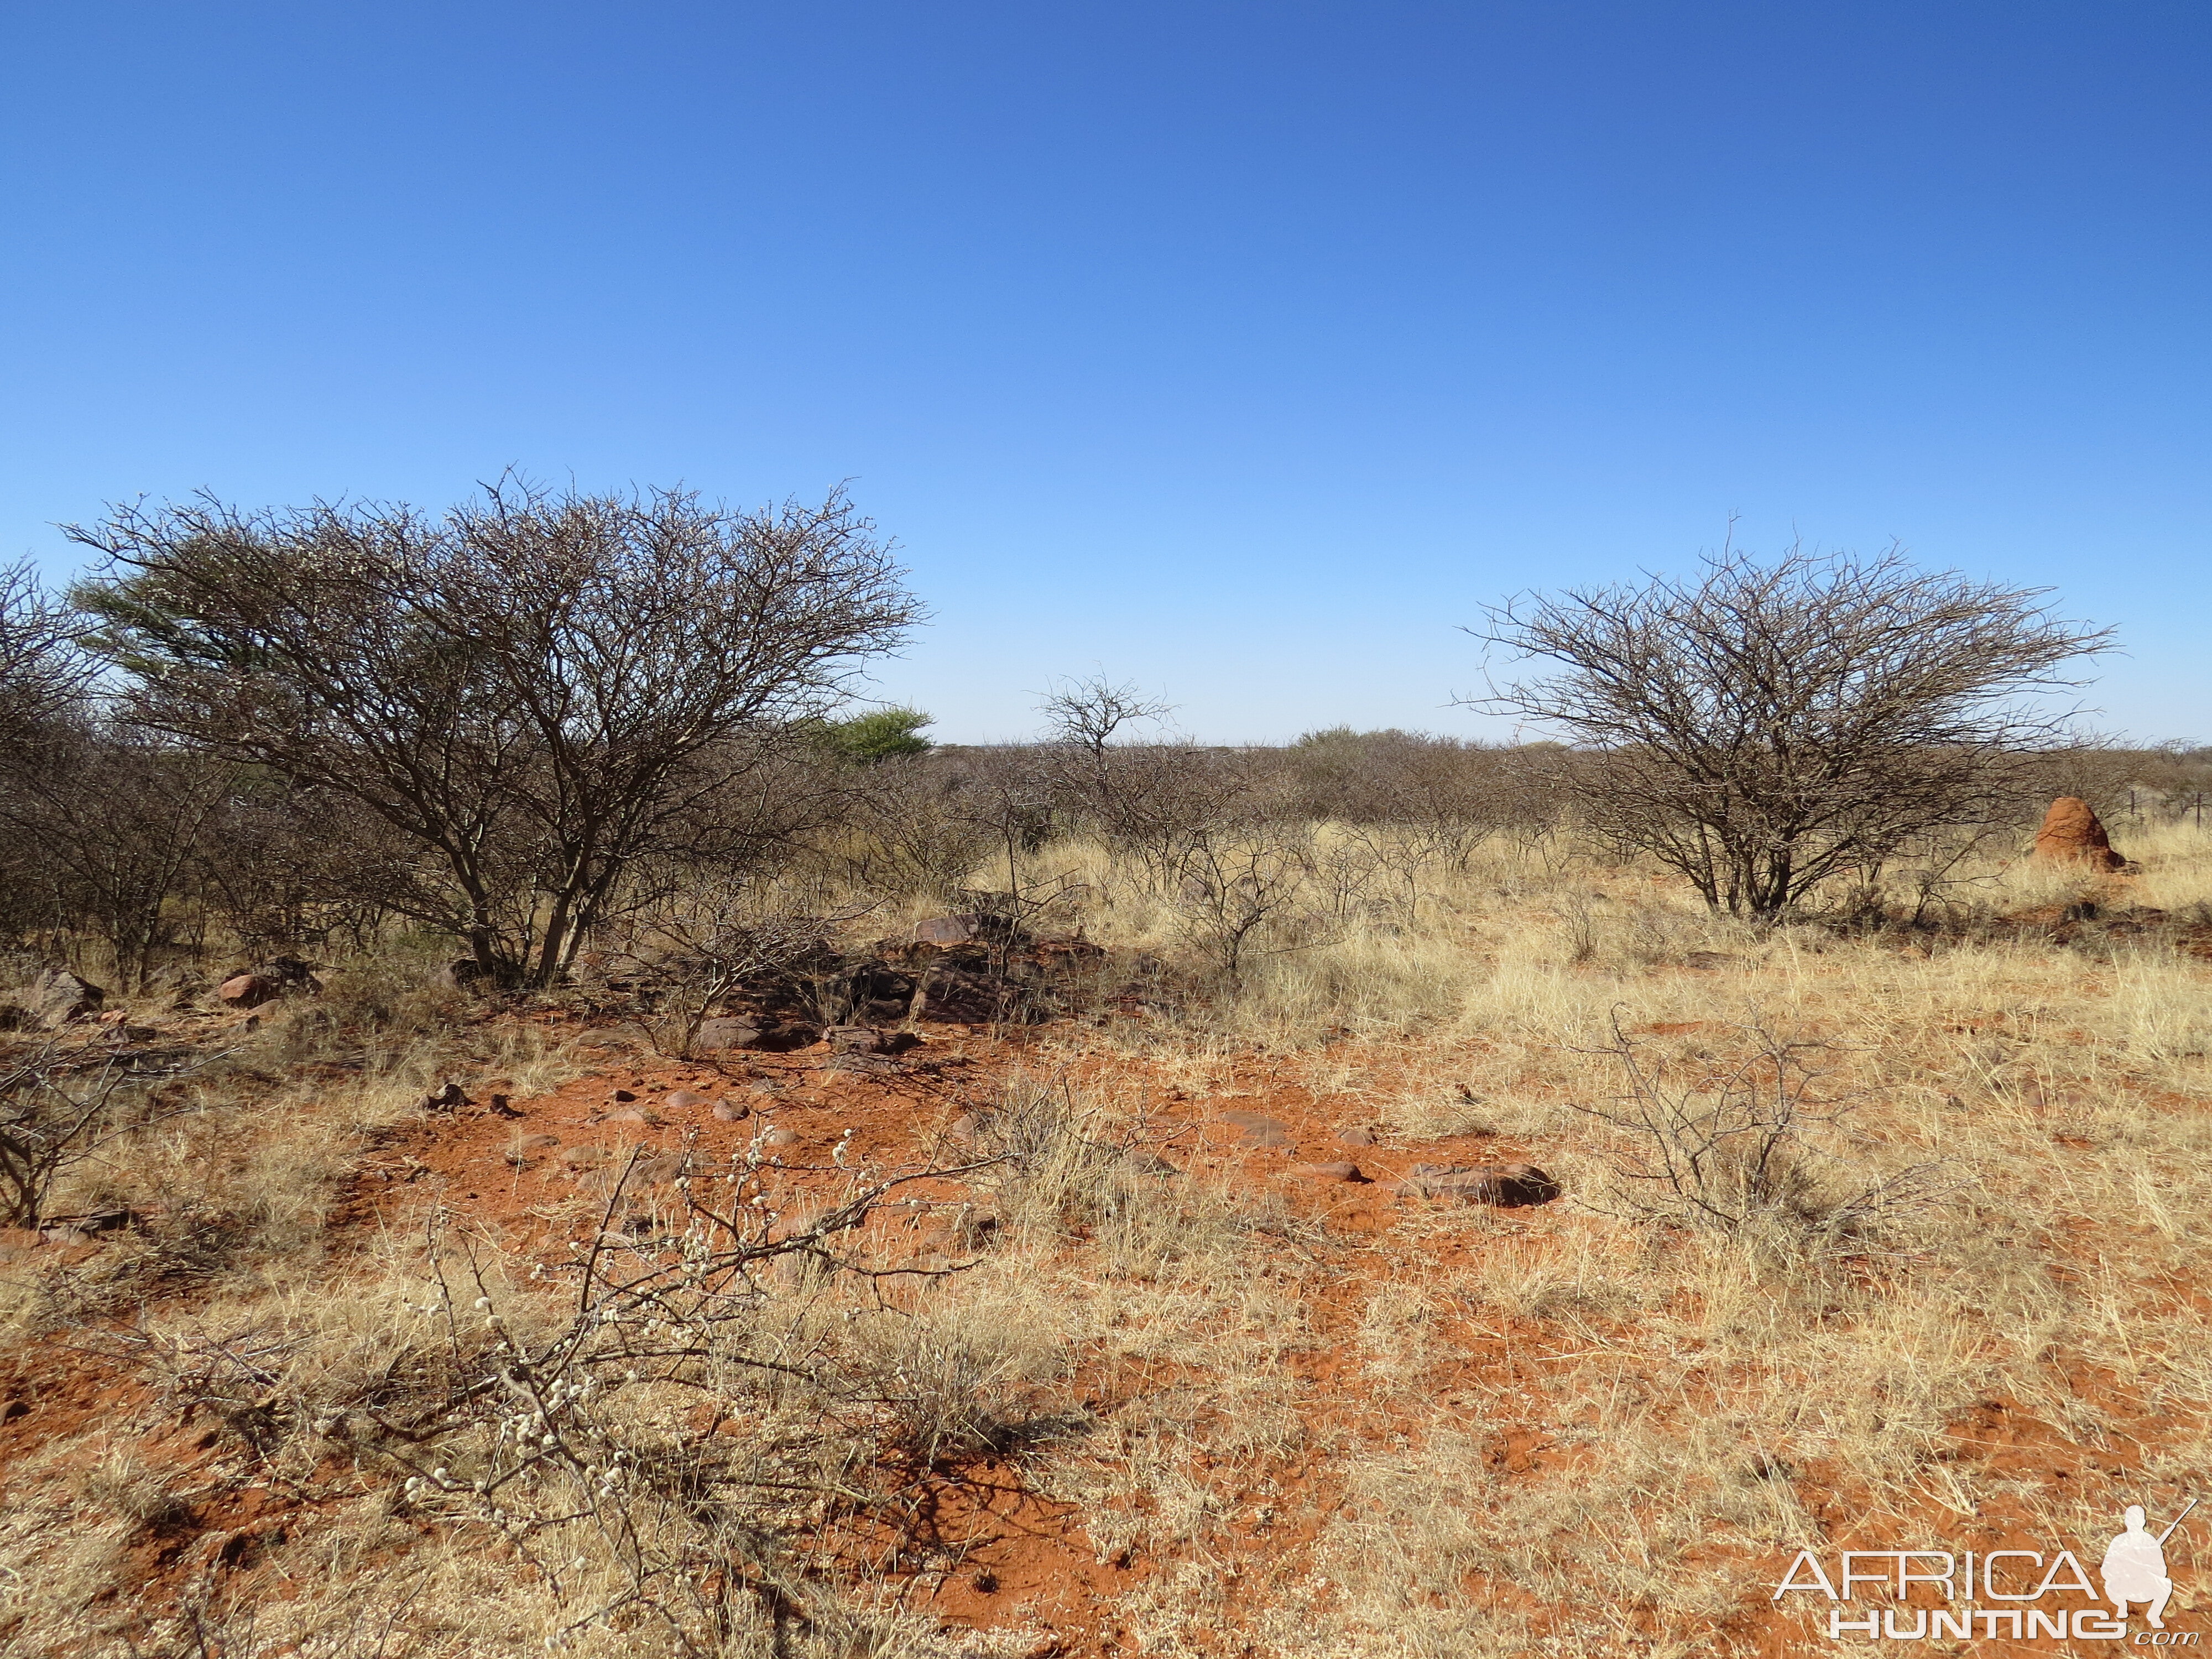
[3,812,2209,1657]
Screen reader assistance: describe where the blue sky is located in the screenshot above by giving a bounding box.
[3,3,2206,743]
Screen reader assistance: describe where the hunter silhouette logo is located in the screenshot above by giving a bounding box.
[1772,1499,2199,1642]
[2106,1500,2195,1630]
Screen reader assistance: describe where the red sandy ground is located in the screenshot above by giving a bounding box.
[2,999,2199,1657]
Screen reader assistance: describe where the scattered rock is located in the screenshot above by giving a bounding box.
[693,1016,765,1053]
[217,973,281,1010]
[2033,796,2128,870]
[30,968,105,1026]
[1298,1161,1369,1182]
[1394,1161,1559,1207]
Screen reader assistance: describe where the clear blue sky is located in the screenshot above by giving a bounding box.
[4,3,2206,744]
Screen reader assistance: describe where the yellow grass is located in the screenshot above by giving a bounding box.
[4,820,2210,1655]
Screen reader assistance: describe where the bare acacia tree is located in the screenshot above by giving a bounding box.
[1036,674,1173,759]
[0,561,93,737]
[70,479,920,985]
[1469,543,2111,919]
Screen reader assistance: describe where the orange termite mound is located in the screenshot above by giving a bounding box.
[2032,796,2127,871]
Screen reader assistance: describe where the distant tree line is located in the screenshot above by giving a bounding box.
[0,487,2197,988]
